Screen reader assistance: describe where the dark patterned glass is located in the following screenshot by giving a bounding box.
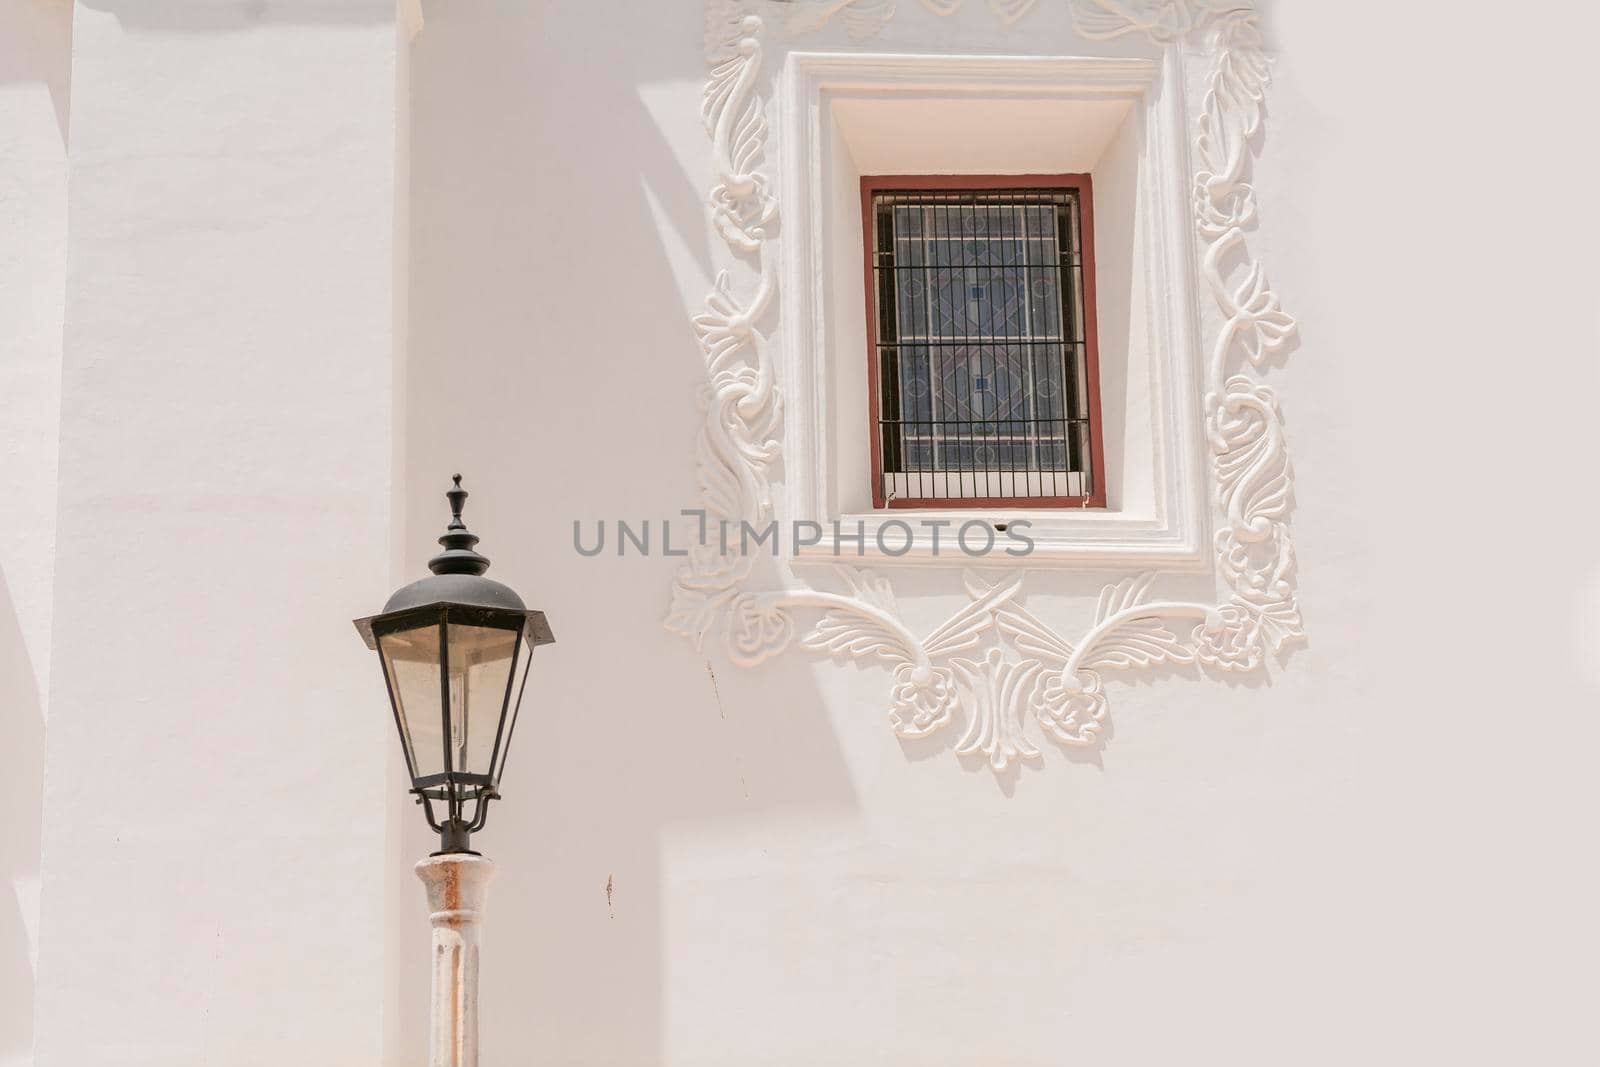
[871,189,1094,503]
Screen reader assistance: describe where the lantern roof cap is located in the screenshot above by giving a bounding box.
[379,572,528,615]
[354,475,548,647]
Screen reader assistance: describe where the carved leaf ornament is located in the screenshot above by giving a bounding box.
[669,0,1304,776]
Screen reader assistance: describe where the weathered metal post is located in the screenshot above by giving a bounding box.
[416,854,496,1067]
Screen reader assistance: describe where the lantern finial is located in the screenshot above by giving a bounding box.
[429,474,491,576]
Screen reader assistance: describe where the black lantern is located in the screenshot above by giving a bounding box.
[355,476,554,854]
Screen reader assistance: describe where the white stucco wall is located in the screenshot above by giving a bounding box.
[24,3,405,1065]
[3,0,1597,1064]
[398,2,1600,1064]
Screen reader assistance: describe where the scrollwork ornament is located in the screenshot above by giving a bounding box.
[727,592,795,666]
[667,2,783,651]
[1193,602,1265,672]
[1035,669,1109,748]
[951,651,1042,772]
[890,662,959,739]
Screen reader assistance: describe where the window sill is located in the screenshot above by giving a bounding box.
[790,507,1206,569]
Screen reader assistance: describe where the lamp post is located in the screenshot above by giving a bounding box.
[355,475,554,1067]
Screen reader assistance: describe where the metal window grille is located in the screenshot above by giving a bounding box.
[868,185,1102,507]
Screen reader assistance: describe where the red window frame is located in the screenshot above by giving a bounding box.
[861,174,1108,510]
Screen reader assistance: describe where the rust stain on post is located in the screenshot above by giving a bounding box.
[416,855,494,1067]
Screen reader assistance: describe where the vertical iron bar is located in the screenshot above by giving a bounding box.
[1061,191,1083,487]
[877,199,901,479]
[934,193,950,500]
[978,195,1000,501]
[950,193,971,502]
[1018,194,1036,496]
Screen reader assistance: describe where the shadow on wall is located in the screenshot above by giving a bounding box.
[0,0,72,1060]
[1090,102,1141,513]
[0,571,45,1063]
[0,0,70,144]
[399,2,857,1065]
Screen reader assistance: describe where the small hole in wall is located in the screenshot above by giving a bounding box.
[993,522,1008,532]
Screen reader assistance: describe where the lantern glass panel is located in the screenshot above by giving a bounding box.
[493,628,536,784]
[445,621,520,777]
[379,623,445,780]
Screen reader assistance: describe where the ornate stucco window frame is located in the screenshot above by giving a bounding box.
[779,49,1209,567]
[669,1,1304,778]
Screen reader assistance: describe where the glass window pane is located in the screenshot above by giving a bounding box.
[445,622,519,777]
[493,633,536,785]
[380,624,443,779]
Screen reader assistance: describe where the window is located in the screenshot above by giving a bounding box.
[862,176,1106,509]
